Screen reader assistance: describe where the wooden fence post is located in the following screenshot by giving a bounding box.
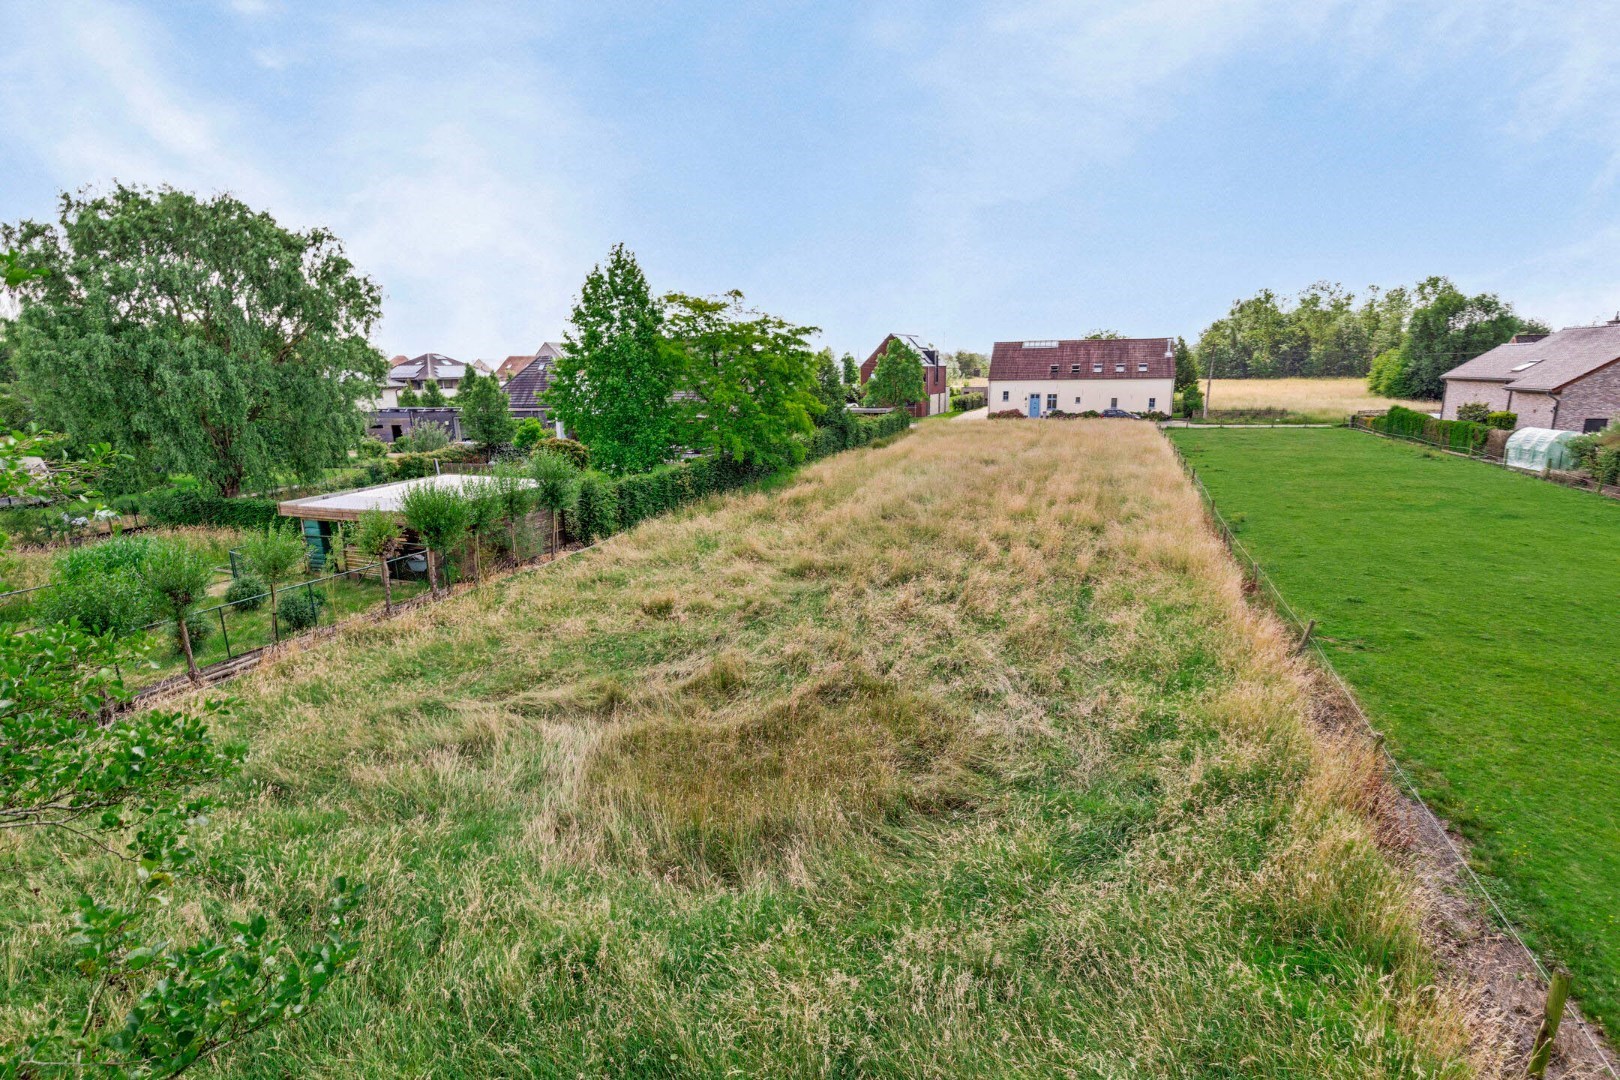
[1528,969,1571,1078]
[1296,618,1316,654]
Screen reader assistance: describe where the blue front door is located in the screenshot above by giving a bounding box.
[1028,394,1041,418]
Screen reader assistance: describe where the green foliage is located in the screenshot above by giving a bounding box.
[237,521,309,591]
[141,487,280,529]
[1173,336,1198,390]
[1179,380,1203,417]
[552,244,678,475]
[1454,402,1490,423]
[418,380,448,407]
[4,185,386,496]
[224,571,268,610]
[1484,411,1517,430]
[812,347,847,424]
[529,435,590,470]
[1399,277,1542,400]
[137,539,217,620]
[950,392,986,412]
[862,337,927,408]
[357,437,389,459]
[276,587,327,633]
[567,470,619,544]
[457,368,515,453]
[511,417,548,454]
[394,420,451,454]
[530,452,581,554]
[948,350,986,379]
[1083,328,1123,339]
[839,353,859,386]
[35,536,157,634]
[1368,405,1490,453]
[352,508,402,559]
[395,386,420,407]
[1198,282,1412,381]
[400,480,469,558]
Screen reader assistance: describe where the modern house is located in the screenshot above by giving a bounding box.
[374,353,477,408]
[1441,320,1620,432]
[495,341,565,384]
[504,352,556,428]
[859,334,949,418]
[366,406,462,446]
[988,338,1175,417]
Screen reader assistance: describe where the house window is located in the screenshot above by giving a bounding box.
[1110,397,1118,409]
[1049,364,1059,375]
[1074,396,1082,404]
[1584,418,1610,433]
[1092,363,1102,373]
[1114,364,1125,373]
[1148,397,1156,410]
[1070,364,1081,374]
[1046,394,1057,411]
[1001,390,1009,402]
[1138,363,1149,372]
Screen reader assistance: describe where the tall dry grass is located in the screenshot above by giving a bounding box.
[0,422,1492,1076]
[1204,377,1438,419]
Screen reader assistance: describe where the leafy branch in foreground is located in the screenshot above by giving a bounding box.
[4,879,366,1079]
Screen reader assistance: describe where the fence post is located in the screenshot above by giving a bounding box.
[218,605,232,659]
[1528,970,1571,1078]
[1295,618,1316,654]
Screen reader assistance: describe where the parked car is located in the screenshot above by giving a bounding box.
[1100,408,1140,419]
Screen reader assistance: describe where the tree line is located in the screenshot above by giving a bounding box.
[1190,277,1548,400]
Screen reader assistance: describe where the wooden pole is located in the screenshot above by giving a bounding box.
[1528,970,1571,1078]
[1296,618,1316,654]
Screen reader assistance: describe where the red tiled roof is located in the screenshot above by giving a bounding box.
[495,354,535,382]
[989,338,1174,381]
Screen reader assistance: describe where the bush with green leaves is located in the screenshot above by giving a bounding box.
[529,435,590,470]
[141,486,280,528]
[512,417,548,454]
[35,535,157,634]
[137,538,218,680]
[1484,411,1517,430]
[568,470,619,544]
[1455,402,1490,423]
[400,480,469,591]
[530,450,581,556]
[224,570,269,610]
[237,520,308,615]
[276,587,327,633]
[358,436,389,458]
[396,421,450,454]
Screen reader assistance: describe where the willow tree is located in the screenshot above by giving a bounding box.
[3,185,387,496]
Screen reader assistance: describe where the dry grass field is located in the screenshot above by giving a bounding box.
[2,422,1491,1076]
[1201,378,1439,422]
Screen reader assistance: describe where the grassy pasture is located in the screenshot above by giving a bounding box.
[1199,378,1438,423]
[1170,426,1620,1033]
[2,422,1485,1076]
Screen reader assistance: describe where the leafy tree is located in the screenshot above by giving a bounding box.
[530,450,580,557]
[461,477,504,579]
[665,291,822,468]
[400,481,468,592]
[949,350,986,379]
[4,185,387,496]
[862,336,927,409]
[551,244,678,475]
[353,509,402,614]
[137,539,217,682]
[419,380,449,407]
[237,521,309,635]
[1383,276,1542,400]
[839,352,859,386]
[1083,329,1124,340]
[1173,336,1198,391]
[812,347,847,424]
[396,385,421,407]
[487,464,536,555]
[456,369,515,455]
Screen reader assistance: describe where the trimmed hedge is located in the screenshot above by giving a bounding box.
[563,409,911,543]
[1368,405,1490,453]
[143,487,281,529]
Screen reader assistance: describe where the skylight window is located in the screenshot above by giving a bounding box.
[1510,360,1542,372]
[1022,340,1058,349]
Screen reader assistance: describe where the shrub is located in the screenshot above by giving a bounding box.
[397,421,450,454]
[357,437,389,459]
[1370,405,1489,453]
[569,471,620,545]
[512,417,548,455]
[1077,410,1101,419]
[276,588,327,633]
[1142,411,1169,422]
[1455,402,1491,423]
[142,487,280,529]
[531,435,590,470]
[1485,411,1517,430]
[35,536,157,633]
[138,538,219,678]
[1596,446,1620,487]
[401,480,469,590]
[951,393,986,412]
[988,409,1025,420]
[224,571,268,611]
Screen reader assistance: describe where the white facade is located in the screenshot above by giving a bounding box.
[988,378,1172,416]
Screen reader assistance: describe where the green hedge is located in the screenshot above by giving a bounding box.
[142,487,282,529]
[563,409,911,544]
[1368,405,1490,453]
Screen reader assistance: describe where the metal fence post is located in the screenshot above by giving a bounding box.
[218,605,232,659]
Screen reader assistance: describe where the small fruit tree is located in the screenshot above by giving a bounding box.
[530,449,580,557]
[238,521,309,639]
[353,508,403,614]
[137,538,217,682]
[401,480,469,593]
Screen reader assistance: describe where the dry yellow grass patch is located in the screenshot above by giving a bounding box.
[1204,376,1438,417]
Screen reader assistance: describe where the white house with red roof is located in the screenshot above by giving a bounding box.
[988,338,1174,417]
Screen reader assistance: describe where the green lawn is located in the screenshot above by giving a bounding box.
[1169,426,1620,1030]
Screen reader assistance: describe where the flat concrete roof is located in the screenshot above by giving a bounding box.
[279,473,530,523]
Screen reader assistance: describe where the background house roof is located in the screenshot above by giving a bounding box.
[989,338,1174,381]
[863,333,943,371]
[504,358,553,410]
[1442,323,1620,392]
[388,353,472,384]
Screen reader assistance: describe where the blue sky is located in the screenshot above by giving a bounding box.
[3,1,1618,362]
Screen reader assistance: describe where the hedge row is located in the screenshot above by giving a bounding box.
[1369,405,1491,452]
[142,488,281,529]
[563,408,911,544]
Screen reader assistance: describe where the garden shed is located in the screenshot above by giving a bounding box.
[1504,427,1579,473]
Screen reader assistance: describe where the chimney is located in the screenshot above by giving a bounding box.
[1511,332,1549,344]
[1607,311,1620,326]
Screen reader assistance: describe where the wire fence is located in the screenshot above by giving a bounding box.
[1164,434,1617,1077]
[1344,416,1620,502]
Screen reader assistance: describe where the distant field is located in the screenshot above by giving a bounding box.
[1200,377,1438,422]
[3,422,1482,1075]
[1170,426,1620,1032]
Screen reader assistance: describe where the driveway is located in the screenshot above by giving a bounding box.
[953,406,988,421]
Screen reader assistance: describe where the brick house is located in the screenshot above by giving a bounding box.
[1441,320,1620,432]
[988,338,1175,417]
[859,334,949,418]
[495,341,566,384]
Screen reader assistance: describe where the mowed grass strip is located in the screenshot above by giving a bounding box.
[1171,425,1620,1033]
[2,422,1486,1076]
